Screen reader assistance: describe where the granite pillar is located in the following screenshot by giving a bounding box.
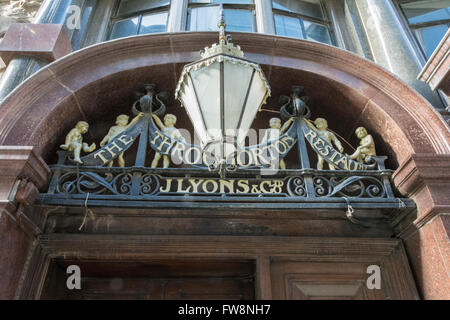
[0,0,70,102]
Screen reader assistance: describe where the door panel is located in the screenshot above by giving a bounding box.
[271,261,386,300]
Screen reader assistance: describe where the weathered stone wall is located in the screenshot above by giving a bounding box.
[0,0,43,78]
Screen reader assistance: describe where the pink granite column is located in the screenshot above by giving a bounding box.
[393,154,450,299]
[0,147,49,299]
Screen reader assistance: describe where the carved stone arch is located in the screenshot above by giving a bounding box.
[0,33,448,164]
[0,33,449,299]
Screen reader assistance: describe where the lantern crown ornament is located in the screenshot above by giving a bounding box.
[175,8,271,167]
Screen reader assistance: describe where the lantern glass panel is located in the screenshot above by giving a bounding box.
[238,72,267,144]
[179,76,208,143]
[223,62,255,138]
[190,63,222,143]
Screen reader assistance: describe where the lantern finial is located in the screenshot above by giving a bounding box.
[218,5,226,44]
[198,5,244,59]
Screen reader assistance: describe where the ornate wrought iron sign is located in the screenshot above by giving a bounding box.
[38,19,414,221]
[38,84,413,218]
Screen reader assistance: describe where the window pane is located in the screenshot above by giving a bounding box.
[189,0,254,4]
[304,20,332,44]
[140,11,168,34]
[401,1,450,24]
[118,0,170,16]
[274,14,303,38]
[187,6,254,32]
[273,0,324,20]
[224,9,254,32]
[110,17,139,39]
[187,6,220,31]
[414,24,449,57]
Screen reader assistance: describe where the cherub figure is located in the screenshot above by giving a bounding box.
[151,113,186,168]
[60,121,96,164]
[348,127,376,163]
[100,113,143,167]
[313,118,344,170]
[261,117,294,170]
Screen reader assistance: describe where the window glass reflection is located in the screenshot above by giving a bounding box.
[414,24,449,57]
[400,1,449,59]
[187,6,219,31]
[118,0,171,16]
[272,0,323,20]
[224,9,254,32]
[140,12,168,34]
[272,0,333,45]
[110,18,139,39]
[304,20,331,44]
[110,0,170,40]
[274,14,303,38]
[189,0,254,4]
[187,7,254,32]
[401,1,450,24]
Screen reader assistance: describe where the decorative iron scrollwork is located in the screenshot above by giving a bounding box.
[287,176,306,197]
[313,175,386,198]
[41,84,412,214]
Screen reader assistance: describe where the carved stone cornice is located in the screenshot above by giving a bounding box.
[0,146,50,223]
[0,146,49,189]
[393,153,450,195]
[393,153,450,227]
[0,23,72,65]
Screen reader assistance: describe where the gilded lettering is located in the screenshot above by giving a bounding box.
[269,180,284,193]
[273,140,288,155]
[172,141,186,157]
[219,179,234,193]
[237,149,253,167]
[312,138,325,152]
[304,128,317,141]
[251,185,260,194]
[93,150,109,164]
[251,147,270,166]
[184,147,201,165]
[188,179,202,193]
[259,181,271,194]
[151,131,164,145]
[262,145,278,161]
[329,151,339,162]
[158,136,175,152]
[203,180,218,193]
[117,134,134,146]
[160,179,172,192]
[177,178,191,193]
[236,180,250,193]
[105,142,123,158]
[334,155,349,170]
[281,134,296,145]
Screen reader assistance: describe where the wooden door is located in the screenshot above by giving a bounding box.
[40,259,255,300]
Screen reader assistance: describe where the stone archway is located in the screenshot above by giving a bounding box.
[0,33,449,299]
